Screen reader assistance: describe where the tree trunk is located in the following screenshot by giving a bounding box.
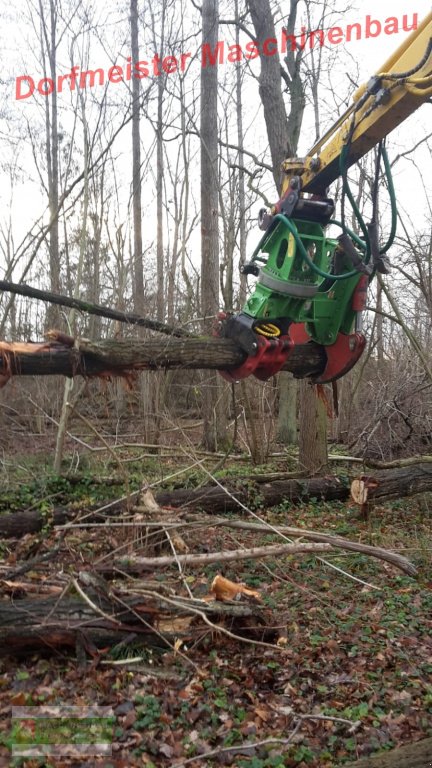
[277,374,298,444]
[0,587,261,655]
[376,280,385,367]
[247,0,292,193]
[200,0,219,316]
[246,0,310,454]
[298,380,329,472]
[235,0,247,307]
[156,46,165,322]
[42,0,61,329]
[344,738,432,768]
[1,463,431,538]
[54,96,90,474]
[201,0,226,451]
[156,462,432,511]
[0,334,326,381]
[131,0,144,316]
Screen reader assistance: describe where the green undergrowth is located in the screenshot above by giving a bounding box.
[0,453,297,513]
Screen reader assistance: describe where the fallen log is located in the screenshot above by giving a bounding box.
[158,462,432,510]
[155,474,351,511]
[344,737,432,768]
[0,581,267,655]
[0,332,326,384]
[1,463,431,539]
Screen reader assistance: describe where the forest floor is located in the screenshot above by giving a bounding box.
[0,445,431,768]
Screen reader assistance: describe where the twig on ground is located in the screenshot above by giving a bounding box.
[174,733,302,766]
[163,527,194,599]
[71,578,122,626]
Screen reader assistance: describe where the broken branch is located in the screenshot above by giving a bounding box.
[114,541,332,572]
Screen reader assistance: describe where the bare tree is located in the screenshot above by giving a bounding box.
[131,0,145,316]
[35,0,61,327]
[200,0,227,451]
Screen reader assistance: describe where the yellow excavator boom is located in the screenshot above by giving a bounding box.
[281,10,432,196]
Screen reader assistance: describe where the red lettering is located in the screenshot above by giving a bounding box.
[126,57,132,80]
[402,13,418,32]
[309,29,324,48]
[108,65,123,83]
[152,54,161,75]
[180,52,191,71]
[162,55,178,74]
[57,74,68,93]
[38,77,54,96]
[384,18,398,35]
[16,75,35,100]
[245,41,259,59]
[134,61,149,78]
[281,29,296,53]
[79,69,104,88]
[227,44,242,63]
[365,15,381,39]
[328,26,343,44]
[299,26,307,50]
[346,23,361,42]
[57,67,79,93]
[201,41,225,67]
[263,37,277,56]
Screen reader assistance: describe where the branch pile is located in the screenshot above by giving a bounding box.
[0,494,417,656]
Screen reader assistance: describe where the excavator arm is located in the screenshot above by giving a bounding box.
[218,11,432,384]
[290,10,432,196]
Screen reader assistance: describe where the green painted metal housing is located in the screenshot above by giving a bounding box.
[242,216,363,345]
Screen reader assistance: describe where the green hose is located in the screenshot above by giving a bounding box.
[340,144,371,260]
[250,141,397,284]
[380,145,397,254]
[271,214,360,281]
[339,142,397,259]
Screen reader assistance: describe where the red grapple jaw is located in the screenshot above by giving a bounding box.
[218,335,293,383]
[313,332,366,384]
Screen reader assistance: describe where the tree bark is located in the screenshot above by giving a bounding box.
[131,0,145,316]
[0,334,325,382]
[277,374,298,444]
[201,0,226,451]
[344,738,432,768]
[235,0,247,307]
[0,587,262,655]
[115,542,332,573]
[39,0,61,329]
[298,380,329,473]
[247,0,292,193]
[156,20,165,322]
[156,461,432,512]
